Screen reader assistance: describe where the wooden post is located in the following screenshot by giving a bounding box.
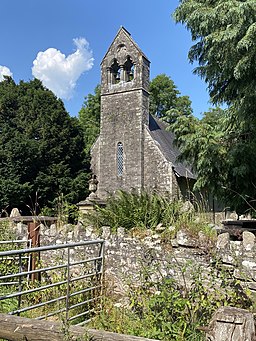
[28,222,40,281]
[0,313,160,341]
[206,306,256,341]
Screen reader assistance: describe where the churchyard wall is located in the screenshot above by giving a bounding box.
[10,220,256,298]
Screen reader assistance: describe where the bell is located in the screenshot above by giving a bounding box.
[129,71,134,80]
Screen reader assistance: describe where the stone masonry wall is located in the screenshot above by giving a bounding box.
[10,221,256,299]
[97,90,147,198]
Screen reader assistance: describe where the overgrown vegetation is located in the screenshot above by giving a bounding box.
[0,220,15,248]
[84,190,215,240]
[84,190,186,231]
[91,257,255,340]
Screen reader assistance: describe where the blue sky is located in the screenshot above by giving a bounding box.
[0,0,212,118]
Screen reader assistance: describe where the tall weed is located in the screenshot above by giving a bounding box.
[91,259,254,340]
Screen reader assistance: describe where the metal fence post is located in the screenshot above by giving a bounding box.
[66,247,71,322]
[98,241,105,309]
[17,253,22,315]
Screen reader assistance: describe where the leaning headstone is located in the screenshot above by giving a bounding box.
[10,208,21,218]
[242,231,255,251]
[206,306,255,341]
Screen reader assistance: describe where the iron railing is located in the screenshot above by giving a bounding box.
[0,240,105,325]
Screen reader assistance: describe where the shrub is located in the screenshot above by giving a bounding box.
[85,190,184,231]
[91,259,255,340]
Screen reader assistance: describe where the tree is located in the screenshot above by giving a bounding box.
[169,108,228,198]
[0,77,89,214]
[78,85,101,156]
[173,0,256,116]
[172,0,256,213]
[169,106,256,213]
[149,74,192,119]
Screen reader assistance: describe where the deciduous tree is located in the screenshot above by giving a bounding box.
[149,74,192,119]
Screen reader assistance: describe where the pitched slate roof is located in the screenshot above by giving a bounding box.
[148,114,196,179]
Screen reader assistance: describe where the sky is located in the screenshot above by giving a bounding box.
[0,0,212,118]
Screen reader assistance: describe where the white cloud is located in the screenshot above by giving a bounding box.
[0,66,13,81]
[32,38,94,100]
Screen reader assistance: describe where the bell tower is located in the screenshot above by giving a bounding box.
[92,27,150,198]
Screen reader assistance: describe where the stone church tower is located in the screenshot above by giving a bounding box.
[91,27,195,200]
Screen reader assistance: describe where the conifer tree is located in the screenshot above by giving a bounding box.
[172,0,256,212]
[0,77,89,213]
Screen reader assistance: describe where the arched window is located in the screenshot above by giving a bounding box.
[117,142,124,176]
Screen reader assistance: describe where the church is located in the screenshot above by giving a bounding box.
[90,27,196,201]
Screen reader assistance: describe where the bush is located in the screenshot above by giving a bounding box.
[91,259,255,340]
[85,190,183,231]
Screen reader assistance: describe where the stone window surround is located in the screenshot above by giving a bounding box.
[107,56,135,85]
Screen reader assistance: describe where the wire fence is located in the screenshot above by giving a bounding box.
[0,240,105,325]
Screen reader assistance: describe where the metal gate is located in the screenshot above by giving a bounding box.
[0,240,104,325]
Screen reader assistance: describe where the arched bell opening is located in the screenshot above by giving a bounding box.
[110,59,121,84]
[124,56,134,82]
[108,56,135,84]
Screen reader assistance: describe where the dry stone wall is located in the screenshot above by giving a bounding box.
[7,220,256,340]
[9,221,256,298]
[217,231,256,293]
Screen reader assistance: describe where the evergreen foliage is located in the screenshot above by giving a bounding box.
[174,0,256,113]
[78,85,101,156]
[172,0,256,213]
[0,77,89,213]
[168,108,228,202]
